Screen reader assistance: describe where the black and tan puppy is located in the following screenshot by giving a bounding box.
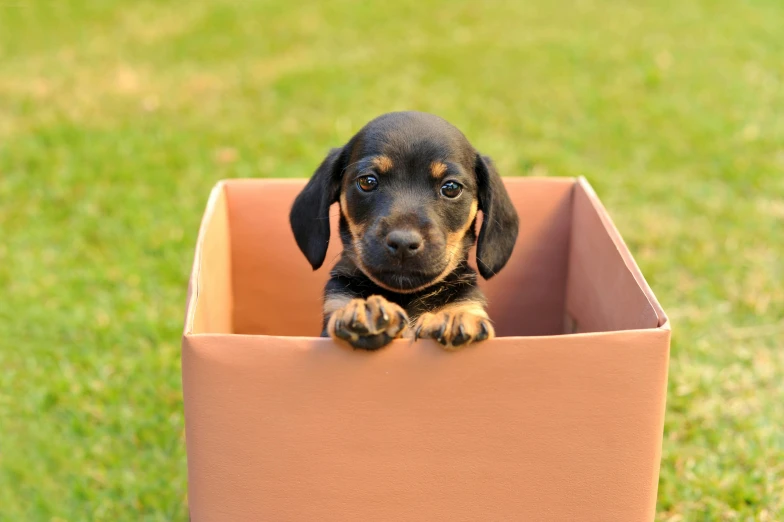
[289,111,519,350]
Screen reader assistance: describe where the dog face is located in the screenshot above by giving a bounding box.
[336,117,481,292]
[290,112,519,292]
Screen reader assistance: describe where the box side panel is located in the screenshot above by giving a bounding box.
[225,180,338,336]
[186,184,233,334]
[576,178,669,328]
[183,332,669,521]
[566,182,660,333]
[476,177,574,336]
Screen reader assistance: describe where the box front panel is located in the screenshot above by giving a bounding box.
[183,331,669,521]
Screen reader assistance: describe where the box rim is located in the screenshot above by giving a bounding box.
[183,325,670,343]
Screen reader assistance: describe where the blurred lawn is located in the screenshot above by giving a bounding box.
[1,0,782,520]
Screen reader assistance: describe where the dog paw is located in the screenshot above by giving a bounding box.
[413,307,494,350]
[327,296,409,350]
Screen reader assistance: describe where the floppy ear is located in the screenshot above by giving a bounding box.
[475,153,519,279]
[289,146,346,270]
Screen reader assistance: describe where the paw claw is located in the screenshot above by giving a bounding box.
[351,322,368,334]
[395,311,408,333]
[334,326,352,341]
[349,306,369,333]
[476,321,490,341]
[452,324,470,346]
[374,305,390,331]
[434,324,446,342]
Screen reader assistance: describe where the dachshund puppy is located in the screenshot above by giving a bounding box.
[289,111,519,350]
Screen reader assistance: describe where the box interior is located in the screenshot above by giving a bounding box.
[187,178,662,338]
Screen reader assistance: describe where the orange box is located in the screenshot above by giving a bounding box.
[182,177,670,521]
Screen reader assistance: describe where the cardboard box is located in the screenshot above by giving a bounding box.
[182,177,670,521]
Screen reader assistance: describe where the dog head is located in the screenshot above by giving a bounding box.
[290,111,519,292]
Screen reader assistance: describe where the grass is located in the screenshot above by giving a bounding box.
[0,0,782,519]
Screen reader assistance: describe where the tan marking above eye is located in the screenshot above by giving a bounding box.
[371,155,393,173]
[430,161,448,178]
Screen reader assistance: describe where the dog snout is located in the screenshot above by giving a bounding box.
[385,229,424,258]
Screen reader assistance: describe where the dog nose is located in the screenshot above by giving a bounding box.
[386,229,424,257]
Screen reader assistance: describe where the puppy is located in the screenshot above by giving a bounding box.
[289,111,519,350]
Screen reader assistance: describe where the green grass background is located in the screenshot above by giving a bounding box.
[1,0,782,520]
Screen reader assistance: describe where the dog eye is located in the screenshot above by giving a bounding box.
[357,175,379,192]
[440,181,463,198]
